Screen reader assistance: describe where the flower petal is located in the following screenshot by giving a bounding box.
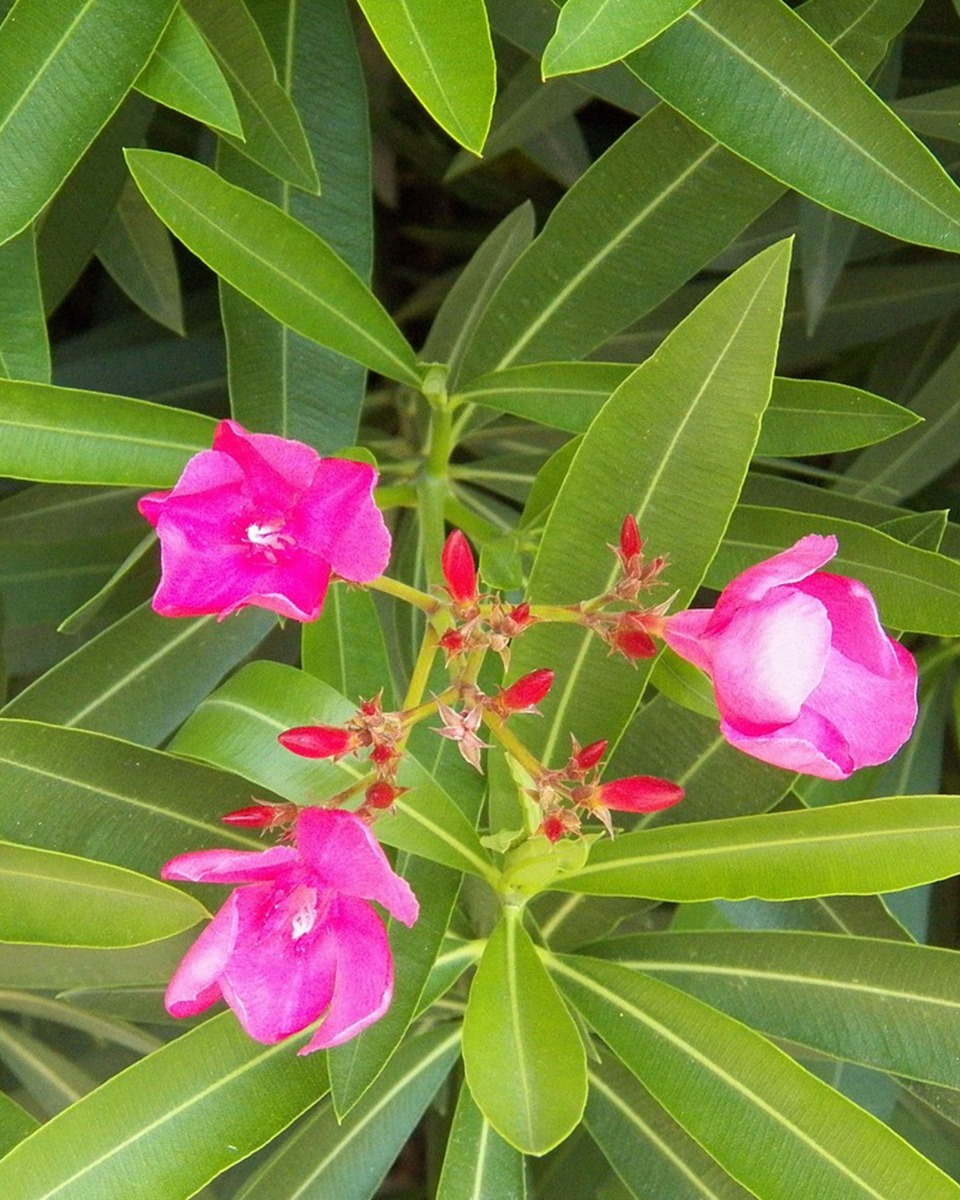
[721,708,855,780]
[710,535,837,631]
[295,458,391,583]
[661,608,714,674]
[162,845,298,884]
[213,419,318,508]
[164,890,240,1018]
[798,571,901,676]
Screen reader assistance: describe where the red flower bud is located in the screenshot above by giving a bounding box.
[364,780,405,809]
[508,602,533,629]
[611,612,658,660]
[597,775,683,813]
[497,668,555,714]
[572,739,607,771]
[441,530,478,606]
[278,725,358,760]
[221,803,297,828]
[620,514,642,561]
[541,813,569,843]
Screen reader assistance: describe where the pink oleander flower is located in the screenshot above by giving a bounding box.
[161,807,418,1053]
[662,535,918,780]
[139,420,391,621]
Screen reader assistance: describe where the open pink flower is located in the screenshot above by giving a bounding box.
[662,535,917,780]
[161,807,418,1053]
[139,420,391,620]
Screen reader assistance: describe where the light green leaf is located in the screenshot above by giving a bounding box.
[126,150,422,386]
[0,1013,330,1200]
[0,841,207,948]
[627,0,960,250]
[302,585,394,706]
[543,0,703,78]
[0,0,176,247]
[462,910,587,1154]
[757,378,920,457]
[356,0,495,153]
[0,1091,38,1158]
[437,1081,528,1200]
[184,0,319,190]
[0,227,48,382]
[556,795,960,901]
[553,954,960,1200]
[134,4,241,135]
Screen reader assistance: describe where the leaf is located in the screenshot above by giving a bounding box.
[591,930,960,1090]
[626,0,960,250]
[437,1081,528,1200]
[543,0,703,77]
[0,1092,38,1158]
[302,585,394,706]
[553,954,960,1200]
[0,227,49,382]
[126,150,422,386]
[757,378,920,457]
[0,1013,330,1200]
[895,84,960,145]
[134,4,241,136]
[556,795,960,901]
[0,0,176,247]
[0,380,214,486]
[0,841,207,948]
[96,179,185,335]
[0,1021,97,1118]
[183,0,319,191]
[709,506,960,636]
[355,0,495,153]
[462,909,587,1154]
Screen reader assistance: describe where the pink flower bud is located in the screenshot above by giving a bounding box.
[620,514,642,561]
[221,803,297,829]
[278,725,358,760]
[597,775,684,813]
[572,739,607,771]
[441,530,478,606]
[497,668,555,714]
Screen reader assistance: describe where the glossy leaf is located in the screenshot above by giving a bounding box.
[556,795,960,901]
[553,954,960,1200]
[0,1013,330,1200]
[134,4,241,135]
[437,1081,528,1200]
[627,0,960,250]
[126,150,422,386]
[0,0,176,247]
[0,228,48,382]
[355,0,495,153]
[0,841,207,948]
[543,0,702,77]
[758,378,920,457]
[462,910,587,1154]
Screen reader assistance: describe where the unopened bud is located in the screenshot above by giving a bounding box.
[221,802,297,829]
[365,780,405,809]
[597,775,683,813]
[619,514,642,561]
[441,530,478,606]
[496,668,555,715]
[278,725,358,760]
[611,612,658,660]
[572,738,607,772]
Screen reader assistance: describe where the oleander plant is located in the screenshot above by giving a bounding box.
[6,1,960,1198]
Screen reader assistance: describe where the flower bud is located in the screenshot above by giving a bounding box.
[364,781,405,809]
[572,738,607,771]
[496,668,555,715]
[597,775,683,813]
[221,802,297,828]
[278,725,358,760]
[441,530,478,606]
[611,612,658,660]
[620,514,642,561]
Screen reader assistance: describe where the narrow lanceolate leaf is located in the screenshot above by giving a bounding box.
[507,241,791,770]
[126,150,421,386]
[184,0,319,190]
[591,930,960,1090]
[756,378,920,457]
[134,5,241,136]
[0,228,49,382]
[0,381,214,486]
[437,1081,528,1200]
[0,841,207,948]
[555,795,960,901]
[553,954,960,1200]
[355,0,495,153]
[462,910,587,1154]
[0,0,177,247]
[543,0,703,78]
[0,1092,38,1158]
[708,506,960,637]
[626,0,960,250]
[0,1013,330,1200]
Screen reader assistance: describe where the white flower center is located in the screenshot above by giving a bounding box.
[287,885,318,941]
[246,519,296,563]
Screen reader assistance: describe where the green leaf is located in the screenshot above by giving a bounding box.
[0,379,214,486]
[553,954,960,1200]
[556,795,960,901]
[0,1013,330,1200]
[302,585,394,706]
[757,379,920,457]
[96,179,185,335]
[0,228,48,382]
[507,241,791,772]
[710,506,960,637]
[183,0,319,191]
[134,5,241,136]
[627,0,960,250]
[0,1092,38,1158]
[0,1021,96,1117]
[462,910,587,1154]
[895,84,960,145]
[0,0,176,247]
[591,930,960,1090]
[437,1080,528,1200]
[355,0,495,153]
[543,0,703,77]
[126,150,421,386]
[0,931,193,994]
[0,841,207,948]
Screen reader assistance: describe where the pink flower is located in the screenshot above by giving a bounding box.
[161,807,418,1053]
[138,420,391,620]
[662,535,917,780]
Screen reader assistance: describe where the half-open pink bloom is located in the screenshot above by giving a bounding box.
[139,420,391,620]
[662,535,918,780]
[161,807,418,1053]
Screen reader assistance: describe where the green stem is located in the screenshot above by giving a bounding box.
[482,709,546,783]
[366,573,440,613]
